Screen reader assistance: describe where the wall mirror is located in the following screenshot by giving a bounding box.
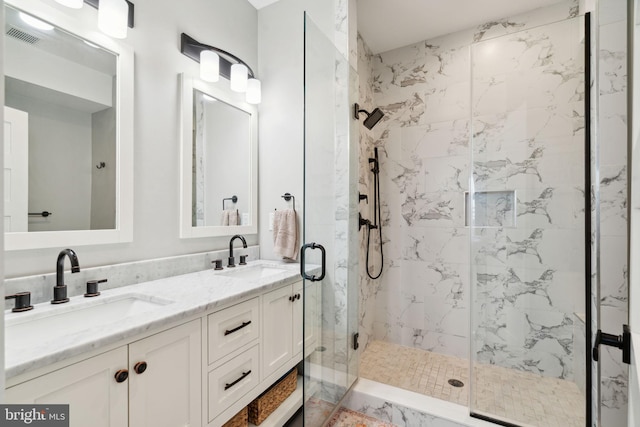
[179,74,258,238]
[4,0,133,250]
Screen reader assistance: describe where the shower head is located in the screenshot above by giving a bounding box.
[354,103,385,130]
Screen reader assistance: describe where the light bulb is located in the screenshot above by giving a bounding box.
[246,78,261,104]
[55,0,84,9]
[200,50,219,82]
[230,63,248,93]
[98,0,128,39]
[19,12,54,31]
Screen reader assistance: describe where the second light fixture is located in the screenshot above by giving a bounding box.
[181,33,261,104]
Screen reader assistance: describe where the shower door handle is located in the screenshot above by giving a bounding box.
[300,242,326,282]
[593,324,630,364]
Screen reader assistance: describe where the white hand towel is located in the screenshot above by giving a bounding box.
[220,209,239,226]
[229,209,239,226]
[221,210,230,226]
[273,209,299,260]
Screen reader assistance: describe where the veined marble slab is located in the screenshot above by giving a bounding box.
[5,259,316,380]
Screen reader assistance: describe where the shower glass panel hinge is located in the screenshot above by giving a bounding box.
[593,324,630,364]
[353,333,359,351]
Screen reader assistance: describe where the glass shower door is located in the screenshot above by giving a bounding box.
[469,16,589,427]
[302,12,359,427]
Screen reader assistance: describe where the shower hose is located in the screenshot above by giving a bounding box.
[366,147,384,280]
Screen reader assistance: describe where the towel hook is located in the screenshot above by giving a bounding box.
[281,193,296,211]
[223,195,238,210]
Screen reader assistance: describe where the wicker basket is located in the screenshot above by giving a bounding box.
[222,407,248,427]
[248,368,297,425]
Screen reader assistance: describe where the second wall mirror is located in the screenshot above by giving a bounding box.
[179,74,258,238]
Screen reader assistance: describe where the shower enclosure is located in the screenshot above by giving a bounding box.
[302,1,630,426]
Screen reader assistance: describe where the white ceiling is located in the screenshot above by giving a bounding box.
[358,0,568,54]
[248,0,569,55]
[247,0,281,10]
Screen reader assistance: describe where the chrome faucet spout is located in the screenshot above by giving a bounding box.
[228,235,247,267]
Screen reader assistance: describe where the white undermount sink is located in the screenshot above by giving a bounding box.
[6,294,173,349]
[218,265,287,280]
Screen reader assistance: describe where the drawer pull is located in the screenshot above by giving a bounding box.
[114,369,129,383]
[225,370,252,390]
[224,320,252,336]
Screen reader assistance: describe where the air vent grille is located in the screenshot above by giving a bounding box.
[6,27,40,45]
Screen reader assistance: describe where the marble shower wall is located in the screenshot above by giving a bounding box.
[357,1,583,366]
[597,0,629,425]
[470,16,585,382]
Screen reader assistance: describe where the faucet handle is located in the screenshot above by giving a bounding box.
[239,255,248,265]
[212,259,223,270]
[85,279,107,297]
[5,292,33,312]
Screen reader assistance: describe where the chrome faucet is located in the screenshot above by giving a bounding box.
[52,248,80,304]
[228,235,247,267]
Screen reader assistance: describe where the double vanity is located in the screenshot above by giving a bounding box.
[5,259,317,427]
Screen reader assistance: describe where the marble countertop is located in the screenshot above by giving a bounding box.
[5,260,310,380]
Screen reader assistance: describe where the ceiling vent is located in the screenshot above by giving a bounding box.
[6,27,40,45]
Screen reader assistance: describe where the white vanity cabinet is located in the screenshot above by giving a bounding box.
[5,347,129,427]
[262,281,303,380]
[5,319,202,427]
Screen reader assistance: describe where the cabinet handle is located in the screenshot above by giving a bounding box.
[114,369,129,383]
[224,320,252,336]
[134,361,148,374]
[296,293,301,300]
[289,295,294,302]
[224,370,252,390]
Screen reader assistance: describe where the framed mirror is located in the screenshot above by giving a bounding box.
[4,0,133,250]
[179,74,258,238]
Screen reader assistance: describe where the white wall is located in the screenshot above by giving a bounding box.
[256,0,344,260]
[5,0,258,277]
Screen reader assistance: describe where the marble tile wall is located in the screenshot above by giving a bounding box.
[597,0,629,425]
[471,16,585,381]
[357,0,584,368]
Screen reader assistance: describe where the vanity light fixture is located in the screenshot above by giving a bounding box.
[230,63,248,92]
[180,33,262,104]
[200,50,220,82]
[55,0,84,9]
[246,78,262,104]
[55,0,135,38]
[97,0,128,39]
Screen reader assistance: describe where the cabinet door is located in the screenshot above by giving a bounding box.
[5,347,128,427]
[262,285,293,380]
[129,319,201,427]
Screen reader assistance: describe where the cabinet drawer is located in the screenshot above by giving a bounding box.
[208,344,259,422]
[208,297,259,364]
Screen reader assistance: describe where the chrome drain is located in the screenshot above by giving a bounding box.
[448,379,464,388]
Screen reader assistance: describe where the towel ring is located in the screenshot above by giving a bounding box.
[281,193,296,211]
[223,195,238,210]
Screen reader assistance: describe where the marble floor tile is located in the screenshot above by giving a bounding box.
[327,407,398,427]
[359,341,585,427]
